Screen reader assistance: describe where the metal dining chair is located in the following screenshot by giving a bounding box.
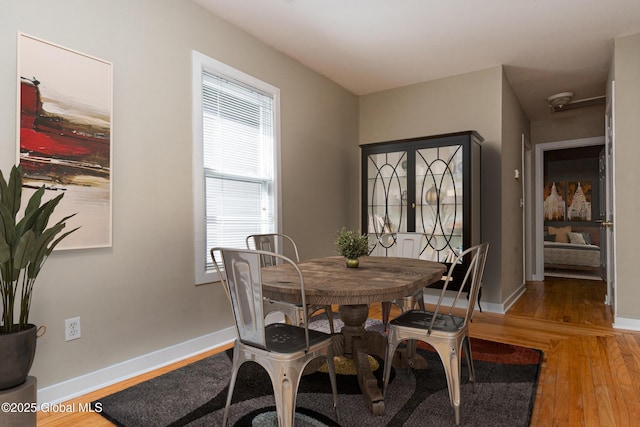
[380,232,427,326]
[382,242,489,425]
[246,233,335,333]
[211,247,340,427]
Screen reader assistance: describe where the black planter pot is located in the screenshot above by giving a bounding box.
[0,324,37,390]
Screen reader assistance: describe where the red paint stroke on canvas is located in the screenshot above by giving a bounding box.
[19,77,110,185]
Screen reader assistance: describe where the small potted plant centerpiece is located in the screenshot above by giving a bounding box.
[0,165,78,390]
[335,227,370,268]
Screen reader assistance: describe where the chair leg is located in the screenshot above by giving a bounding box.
[398,296,419,366]
[307,305,335,334]
[398,295,414,313]
[325,351,341,423]
[381,301,392,326]
[222,348,242,427]
[269,363,302,427]
[414,289,425,311]
[462,336,476,391]
[322,305,335,334]
[431,341,462,425]
[382,335,400,399]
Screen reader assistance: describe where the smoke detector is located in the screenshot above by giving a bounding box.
[547,92,574,108]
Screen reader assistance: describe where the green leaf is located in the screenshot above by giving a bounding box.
[0,169,8,208]
[13,230,36,270]
[53,212,77,227]
[33,194,64,236]
[0,234,9,263]
[0,203,16,247]
[27,224,63,277]
[23,185,44,217]
[6,165,23,217]
[16,185,45,229]
[15,187,45,241]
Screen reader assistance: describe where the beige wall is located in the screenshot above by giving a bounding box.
[358,66,516,307]
[613,33,640,320]
[531,108,605,145]
[359,67,501,144]
[500,70,530,302]
[0,0,358,388]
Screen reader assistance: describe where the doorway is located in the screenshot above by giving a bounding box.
[531,137,606,282]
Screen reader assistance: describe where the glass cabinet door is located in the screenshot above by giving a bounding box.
[415,144,464,262]
[365,151,408,254]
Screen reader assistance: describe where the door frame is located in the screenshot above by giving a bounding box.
[531,136,605,281]
[603,81,616,308]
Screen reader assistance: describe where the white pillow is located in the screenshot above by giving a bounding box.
[567,232,587,245]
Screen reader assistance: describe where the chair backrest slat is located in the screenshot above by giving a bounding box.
[429,243,489,333]
[246,233,301,266]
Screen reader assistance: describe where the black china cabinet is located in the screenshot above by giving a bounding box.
[361,131,483,291]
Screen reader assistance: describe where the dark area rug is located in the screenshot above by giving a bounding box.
[93,320,541,426]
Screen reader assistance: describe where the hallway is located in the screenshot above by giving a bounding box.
[508,276,613,327]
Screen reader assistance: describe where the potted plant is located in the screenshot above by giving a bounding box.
[335,227,370,268]
[0,165,78,390]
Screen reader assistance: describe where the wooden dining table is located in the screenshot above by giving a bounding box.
[260,255,446,415]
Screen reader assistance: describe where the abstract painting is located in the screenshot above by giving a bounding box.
[567,181,592,221]
[543,181,565,221]
[17,33,112,249]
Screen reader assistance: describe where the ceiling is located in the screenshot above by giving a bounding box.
[193,0,640,121]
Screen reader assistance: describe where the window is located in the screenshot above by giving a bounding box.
[192,51,280,284]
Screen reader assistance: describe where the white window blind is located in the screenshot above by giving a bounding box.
[193,52,279,283]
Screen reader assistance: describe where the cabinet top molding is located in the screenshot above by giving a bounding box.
[360,130,484,149]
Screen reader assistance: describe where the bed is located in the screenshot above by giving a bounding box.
[544,225,601,273]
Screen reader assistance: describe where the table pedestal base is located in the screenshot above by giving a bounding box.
[337,304,386,415]
[332,304,427,416]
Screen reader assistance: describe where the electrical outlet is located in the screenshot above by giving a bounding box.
[65,317,81,341]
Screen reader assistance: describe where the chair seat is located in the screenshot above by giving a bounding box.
[390,310,464,334]
[263,323,333,353]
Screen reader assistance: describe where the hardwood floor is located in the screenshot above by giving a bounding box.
[37,276,640,426]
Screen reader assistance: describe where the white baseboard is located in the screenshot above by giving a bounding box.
[476,301,507,314]
[37,326,236,406]
[422,282,527,315]
[502,282,527,313]
[613,317,640,331]
[422,289,502,314]
[531,272,545,281]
